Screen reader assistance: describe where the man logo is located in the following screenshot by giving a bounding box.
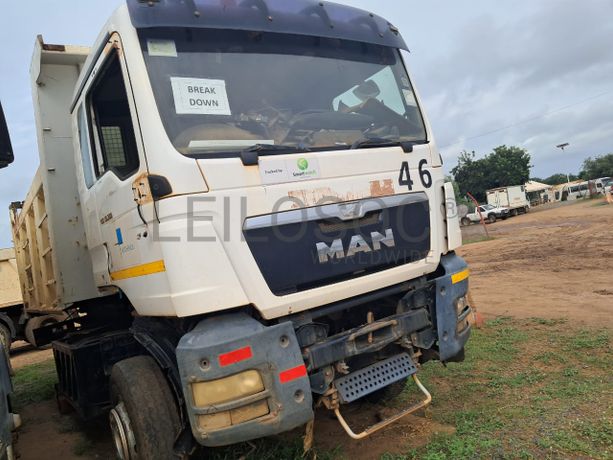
[316,229,395,263]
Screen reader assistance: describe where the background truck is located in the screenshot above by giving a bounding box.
[2,1,472,458]
[486,185,530,216]
[0,246,67,351]
[0,249,23,353]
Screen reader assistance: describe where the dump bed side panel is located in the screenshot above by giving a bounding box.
[13,37,99,311]
[10,171,55,311]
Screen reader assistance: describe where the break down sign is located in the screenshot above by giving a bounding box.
[171,77,231,116]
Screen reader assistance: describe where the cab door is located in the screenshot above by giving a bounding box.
[77,35,151,286]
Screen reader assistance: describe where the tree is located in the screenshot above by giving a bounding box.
[539,173,579,185]
[486,145,532,188]
[581,154,613,179]
[450,151,489,201]
[451,145,531,202]
[445,174,473,210]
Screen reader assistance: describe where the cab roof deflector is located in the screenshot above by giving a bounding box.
[127,0,408,50]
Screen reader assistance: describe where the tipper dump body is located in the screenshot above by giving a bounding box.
[10,39,99,314]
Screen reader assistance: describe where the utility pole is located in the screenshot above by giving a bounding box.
[556,143,570,184]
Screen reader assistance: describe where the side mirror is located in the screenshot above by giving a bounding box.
[0,102,14,169]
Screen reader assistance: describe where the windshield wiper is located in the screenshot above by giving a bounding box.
[351,137,427,153]
[240,144,310,166]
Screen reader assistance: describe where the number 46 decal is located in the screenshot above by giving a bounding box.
[399,159,432,190]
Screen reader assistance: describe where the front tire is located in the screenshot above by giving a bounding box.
[488,214,496,223]
[24,315,59,348]
[461,217,471,226]
[109,356,181,460]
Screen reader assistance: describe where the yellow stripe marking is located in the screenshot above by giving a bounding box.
[451,268,470,284]
[110,260,166,281]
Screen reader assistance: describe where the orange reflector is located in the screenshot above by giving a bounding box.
[218,346,253,367]
[451,269,470,284]
[279,364,307,384]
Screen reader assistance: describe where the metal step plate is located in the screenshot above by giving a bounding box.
[335,353,417,403]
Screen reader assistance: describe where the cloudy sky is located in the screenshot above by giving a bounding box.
[1,0,612,247]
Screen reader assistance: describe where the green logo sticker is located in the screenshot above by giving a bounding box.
[297,158,309,171]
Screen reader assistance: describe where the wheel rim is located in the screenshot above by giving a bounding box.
[110,402,137,460]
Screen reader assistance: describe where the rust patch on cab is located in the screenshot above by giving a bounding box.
[288,187,366,208]
[369,179,395,197]
[288,180,396,208]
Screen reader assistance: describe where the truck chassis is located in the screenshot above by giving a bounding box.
[42,253,470,454]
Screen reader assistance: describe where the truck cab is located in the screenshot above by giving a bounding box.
[71,2,455,320]
[6,1,472,457]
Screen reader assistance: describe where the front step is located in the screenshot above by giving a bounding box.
[335,353,417,403]
[333,373,432,440]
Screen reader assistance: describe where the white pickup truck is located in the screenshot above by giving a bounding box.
[461,204,509,225]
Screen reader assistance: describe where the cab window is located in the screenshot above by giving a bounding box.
[77,104,96,188]
[87,51,139,179]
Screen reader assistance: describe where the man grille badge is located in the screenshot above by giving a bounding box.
[338,202,364,221]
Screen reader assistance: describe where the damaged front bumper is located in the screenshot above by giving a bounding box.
[176,253,471,446]
[176,314,313,447]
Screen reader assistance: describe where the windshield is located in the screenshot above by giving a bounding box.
[139,28,427,156]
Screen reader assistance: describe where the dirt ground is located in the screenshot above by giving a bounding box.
[9,198,613,459]
[460,198,613,328]
[10,341,53,369]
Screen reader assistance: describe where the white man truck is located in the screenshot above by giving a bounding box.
[2,1,472,458]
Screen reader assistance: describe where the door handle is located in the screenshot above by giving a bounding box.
[103,242,112,275]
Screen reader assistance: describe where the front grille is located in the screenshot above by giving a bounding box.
[317,211,381,233]
[243,193,431,296]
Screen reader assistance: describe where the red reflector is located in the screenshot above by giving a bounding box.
[279,364,307,384]
[218,346,253,367]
